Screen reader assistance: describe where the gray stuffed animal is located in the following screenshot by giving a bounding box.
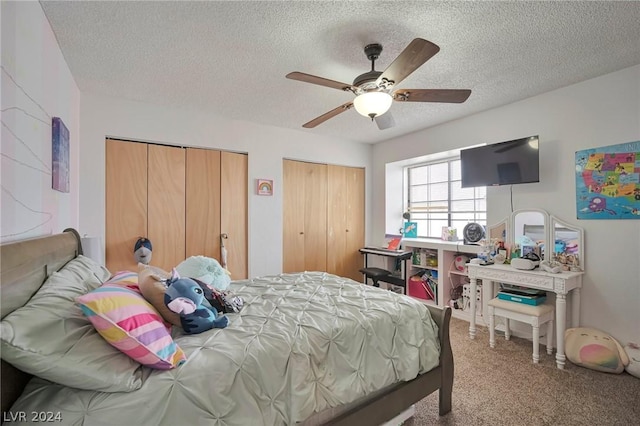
[134,237,152,264]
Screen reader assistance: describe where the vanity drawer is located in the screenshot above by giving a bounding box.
[475,267,555,291]
[513,273,554,290]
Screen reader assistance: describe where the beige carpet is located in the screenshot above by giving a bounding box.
[408,318,640,425]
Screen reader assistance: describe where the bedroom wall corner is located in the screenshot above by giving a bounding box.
[0,1,81,244]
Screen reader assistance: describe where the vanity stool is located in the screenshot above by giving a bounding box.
[488,298,554,364]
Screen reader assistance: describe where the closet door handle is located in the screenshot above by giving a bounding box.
[300,231,304,235]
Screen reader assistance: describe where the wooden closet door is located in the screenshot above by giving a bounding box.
[185,148,221,261]
[327,165,365,281]
[303,162,327,272]
[344,166,365,281]
[327,165,348,277]
[283,160,306,273]
[220,151,248,280]
[105,139,148,273]
[148,144,186,271]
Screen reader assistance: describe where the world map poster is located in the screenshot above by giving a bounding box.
[575,140,640,219]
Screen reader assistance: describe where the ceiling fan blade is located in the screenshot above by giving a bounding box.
[375,38,440,89]
[393,89,471,103]
[302,102,353,128]
[286,72,357,92]
[375,112,395,130]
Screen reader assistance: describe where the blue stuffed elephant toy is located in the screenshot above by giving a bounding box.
[164,269,229,334]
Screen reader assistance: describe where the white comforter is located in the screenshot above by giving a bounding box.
[12,272,441,425]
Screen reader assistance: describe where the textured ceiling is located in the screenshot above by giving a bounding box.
[40,1,640,144]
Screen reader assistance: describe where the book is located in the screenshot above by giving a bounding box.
[387,237,402,250]
[499,286,546,298]
[497,291,547,306]
[421,281,434,299]
[403,222,418,238]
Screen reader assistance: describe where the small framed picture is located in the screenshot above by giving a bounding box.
[257,179,273,196]
[403,221,418,238]
[52,117,70,193]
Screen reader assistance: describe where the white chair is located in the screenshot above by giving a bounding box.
[487,298,554,364]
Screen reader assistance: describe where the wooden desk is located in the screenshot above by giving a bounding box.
[467,263,583,369]
[359,248,412,288]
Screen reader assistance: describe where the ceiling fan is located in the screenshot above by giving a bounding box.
[286,38,472,130]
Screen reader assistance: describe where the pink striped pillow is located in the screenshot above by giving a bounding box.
[77,280,186,369]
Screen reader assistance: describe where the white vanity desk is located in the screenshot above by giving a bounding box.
[468,208,586,370]
[467,263,583,369]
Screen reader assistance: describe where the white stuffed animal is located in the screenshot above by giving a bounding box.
[564,327,629,374]
[624,343,640,378]
[175,255,231,291]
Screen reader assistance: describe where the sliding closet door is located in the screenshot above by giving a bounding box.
[106,141,247,276]
[185,148,221,261]
[220,151,248,280]
[283,160,307,273]
[327,165,348,277]
[148,144,186,271]
[303,162,328,272]
[327,165,365,281]
[283,160,328,273]
[105,139,148,273]
[344,166,365,281]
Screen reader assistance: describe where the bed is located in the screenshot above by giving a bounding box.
[1,229,453,425]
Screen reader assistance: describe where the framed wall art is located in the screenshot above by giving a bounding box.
[257,179,273,196]
[52,117,70,193]
[575,140,639,219]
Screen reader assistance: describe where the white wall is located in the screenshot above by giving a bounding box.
[373,65,640,344]
[1,1,80,242]
[79,94,372,278]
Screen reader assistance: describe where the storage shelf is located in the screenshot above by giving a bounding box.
[401,238,485,253]
[402,240,481,325]
[411,264,438,271]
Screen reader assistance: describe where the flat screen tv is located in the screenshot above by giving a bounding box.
[460,135,539,188]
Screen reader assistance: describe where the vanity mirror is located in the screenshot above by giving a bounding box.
[510,209,549,261]
[487,209,584,267]
[550,215,584,271]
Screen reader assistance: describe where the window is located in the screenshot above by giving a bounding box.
[406,158,486,239]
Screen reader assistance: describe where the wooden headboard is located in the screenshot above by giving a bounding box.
[0,228,83,413]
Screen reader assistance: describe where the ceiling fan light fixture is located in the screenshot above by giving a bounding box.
[353,91,393,119]
[287,39,470,128]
